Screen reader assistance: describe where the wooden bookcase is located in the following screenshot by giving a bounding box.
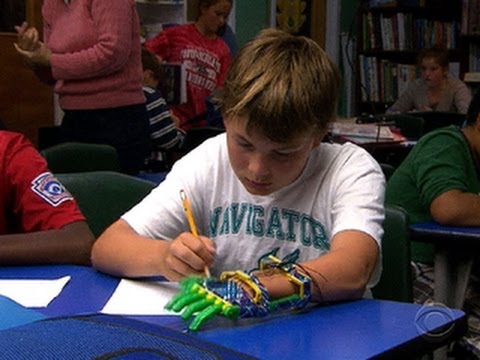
[355,0,462,115]
[0,0,53,146]
[460,0,480,93]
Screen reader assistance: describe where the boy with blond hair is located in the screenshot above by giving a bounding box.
[92,29,385,326]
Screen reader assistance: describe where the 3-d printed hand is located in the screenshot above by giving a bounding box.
[165,271,270,331]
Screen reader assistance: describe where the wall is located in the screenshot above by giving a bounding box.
[234,0,270,47]
[234,1,355,117]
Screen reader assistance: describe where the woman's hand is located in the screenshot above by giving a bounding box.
[14,22,51,67]
[14,42,52,67]
[15,22,40,52]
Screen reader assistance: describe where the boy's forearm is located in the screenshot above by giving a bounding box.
[91,220,170,278]
[257,258,368,304]
[257,232,378,303]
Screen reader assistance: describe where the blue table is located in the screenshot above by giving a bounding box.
[410,221,480,360]
[0,265,467,360]
[410,222,480,309]
[136,171,168,185]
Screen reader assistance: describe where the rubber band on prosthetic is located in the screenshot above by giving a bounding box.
[165,256,312,331]
[257,255,312,312]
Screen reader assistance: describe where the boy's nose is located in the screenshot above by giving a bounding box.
[248,155,270,178]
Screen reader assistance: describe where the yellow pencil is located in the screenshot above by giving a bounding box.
[180,189,211,278]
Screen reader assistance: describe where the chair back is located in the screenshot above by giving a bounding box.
[410,111,466,135]
[384,114,425,139]
[179,126,225,154]
[380,163,396,181]
[56,171,156,237]
[41,142,121,173]
[372,205,413,302]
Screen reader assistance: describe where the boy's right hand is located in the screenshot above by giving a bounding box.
[162,232,215,281]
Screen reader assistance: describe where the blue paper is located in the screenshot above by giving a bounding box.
[0,295,46,330]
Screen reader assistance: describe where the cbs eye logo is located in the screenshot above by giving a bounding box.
[415,302,457,342]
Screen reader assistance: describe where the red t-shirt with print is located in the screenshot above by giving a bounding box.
[0,131,85,234]
[145,23,231,130]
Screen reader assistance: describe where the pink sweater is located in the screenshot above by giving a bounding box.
[42,0,145,110]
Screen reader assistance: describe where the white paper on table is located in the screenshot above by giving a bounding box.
[101,279,180,315]
[0,276,70,307]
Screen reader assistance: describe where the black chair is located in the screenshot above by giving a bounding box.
[178,126,225,154]
[410,111,466,135]
[57,171,156,237]
[382,113,425,139]
[372,205,413,303]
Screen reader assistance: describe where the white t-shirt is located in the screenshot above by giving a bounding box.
[123,134,385,287]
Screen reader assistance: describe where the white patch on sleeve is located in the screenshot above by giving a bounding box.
[31,172,73,207]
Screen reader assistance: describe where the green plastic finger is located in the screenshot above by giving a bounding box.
[189,304,223,331]
[165,277,204,311]
[169,292,204,313]
[181,298,213,320]
[222,305,241,319]
[165,292,188,310]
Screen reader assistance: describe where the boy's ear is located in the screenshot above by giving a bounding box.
[312,134,324,148]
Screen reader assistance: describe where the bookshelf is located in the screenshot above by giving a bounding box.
[356,0,462,115]
[135,0,187,41]
[460,0,480,92]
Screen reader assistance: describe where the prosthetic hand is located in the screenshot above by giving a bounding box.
[165,271,270,331]
[166,256,313,331]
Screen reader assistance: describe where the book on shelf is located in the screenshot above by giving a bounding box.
[157,62,187,105]
[367,0,426,8]
[469,43,480,72]
[461,0,480,35]
[464,72,480,83]
[368,0,398,7]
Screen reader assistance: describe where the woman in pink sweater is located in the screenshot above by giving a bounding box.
[15,0,149,175]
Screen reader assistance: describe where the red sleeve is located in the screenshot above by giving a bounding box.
[144,30,170,60]
[5,134,85,233]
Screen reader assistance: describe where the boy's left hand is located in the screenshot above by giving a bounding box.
[166,272,271,331]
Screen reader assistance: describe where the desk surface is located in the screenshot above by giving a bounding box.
[0,265,467,360]
[411,221,480,246]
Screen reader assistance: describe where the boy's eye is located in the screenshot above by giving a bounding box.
[238,141,253,149]
[274,151,292,159]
